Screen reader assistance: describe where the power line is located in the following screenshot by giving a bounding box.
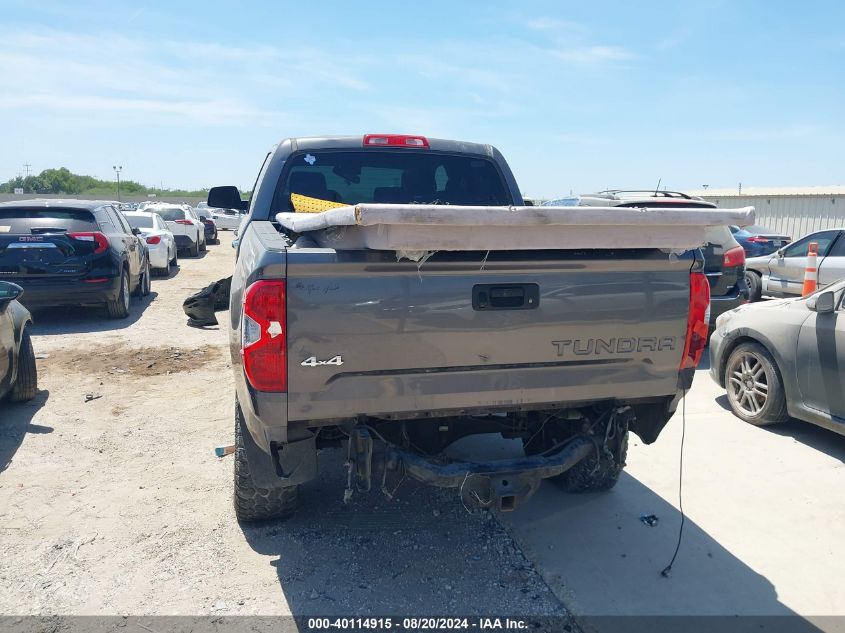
[23,163,32,177]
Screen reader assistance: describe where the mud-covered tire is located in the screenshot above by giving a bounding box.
[233,405,298,522]
[559,430,628,493]
[106,269,130,319]
[725,342,789,426]
[746,271,763,302]
[10,330,37,402]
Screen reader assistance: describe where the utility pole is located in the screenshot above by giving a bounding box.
[113,165,123,202]
[23,163,32,177]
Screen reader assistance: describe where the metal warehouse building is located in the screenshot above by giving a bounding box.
[689,186,845,240]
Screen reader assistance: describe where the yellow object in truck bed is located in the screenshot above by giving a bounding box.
[290,193,346,214]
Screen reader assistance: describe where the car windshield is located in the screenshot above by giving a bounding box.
[274,150,511,211]
[125,215,154,228]
[152,207,187,221]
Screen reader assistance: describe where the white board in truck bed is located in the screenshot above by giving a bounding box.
[276,204,755,252]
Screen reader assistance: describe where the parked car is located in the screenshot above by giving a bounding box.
[204,207,243,231]
[729,224,791,258]
[556,191,749,325]
[0,199,150,318]
[123,211,178,276]
[0,281,36,403]
[193,208,219,245]
[745,228,845,301]
[710,279,845,434]
[197,134,732,522]
[144,203,206,257]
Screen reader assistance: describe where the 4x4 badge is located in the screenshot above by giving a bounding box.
[301,356,343,367]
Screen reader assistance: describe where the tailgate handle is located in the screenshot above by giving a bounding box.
[473,284,539,311]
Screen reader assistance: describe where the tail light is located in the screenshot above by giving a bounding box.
[242,280,287,392]
[723,245,745,268]
[69,231,109,254]
[680,271,711,370]
[175,219,194,225]
[363,134,429,148]
[745,236,770,244]
[146,235,161,245]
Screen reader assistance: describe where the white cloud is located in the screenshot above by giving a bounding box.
[0,94,284,126]
[0,28,370,127]
[524,17,587,34]
[552,46,634,65]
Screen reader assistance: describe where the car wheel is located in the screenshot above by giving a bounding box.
[725,342,789,426]
[200,234,207,252]
[746,271,763,302]
[170,246,178,267]
[134,260,151,296]
[189,240,199,257]
[106,269,130,318]
[233,403,298,522]
[10,330,37,402]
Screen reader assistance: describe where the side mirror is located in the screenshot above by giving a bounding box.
[808,291,836,314]
[132,227,142,236]
[0,281,24,308]
[776,249,784,258]
[209,186,248,212]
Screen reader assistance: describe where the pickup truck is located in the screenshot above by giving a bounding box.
[202,134,713,522]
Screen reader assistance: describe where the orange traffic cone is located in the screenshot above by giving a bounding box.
[802,241,819,296]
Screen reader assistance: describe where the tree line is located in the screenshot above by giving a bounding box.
[0,168,207,197]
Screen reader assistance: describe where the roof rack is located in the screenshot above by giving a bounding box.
[597,189,695,200]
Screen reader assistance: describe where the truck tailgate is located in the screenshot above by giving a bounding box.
[285,248,691,422]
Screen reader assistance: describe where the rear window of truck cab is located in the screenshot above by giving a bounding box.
[273,150,511,212]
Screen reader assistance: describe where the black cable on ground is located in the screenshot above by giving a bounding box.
[661,389,686,578]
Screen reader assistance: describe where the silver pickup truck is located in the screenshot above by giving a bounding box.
[201,135,713,522]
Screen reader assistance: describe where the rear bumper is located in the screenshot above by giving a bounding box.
[4,275,121,308]
[708,328,728,387]
[174,234,197,248]
[147,243,170,269]
[710,282,749,324]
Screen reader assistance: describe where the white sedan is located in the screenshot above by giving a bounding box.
[123,211,178,275]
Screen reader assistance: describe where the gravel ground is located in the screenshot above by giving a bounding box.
[0,232,576,626]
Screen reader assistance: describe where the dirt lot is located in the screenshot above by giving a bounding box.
[0,233,573,622]
[2,232,843,628]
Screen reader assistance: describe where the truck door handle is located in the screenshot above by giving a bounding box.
[473,283,539,311]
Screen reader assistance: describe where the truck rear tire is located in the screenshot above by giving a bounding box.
[559,430,628,492]
[523,414,628,493]
[233,405,298,522]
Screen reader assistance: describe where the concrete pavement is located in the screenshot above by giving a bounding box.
[497,360,845,621]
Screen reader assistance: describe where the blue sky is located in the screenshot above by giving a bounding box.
[1,0,843,196]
